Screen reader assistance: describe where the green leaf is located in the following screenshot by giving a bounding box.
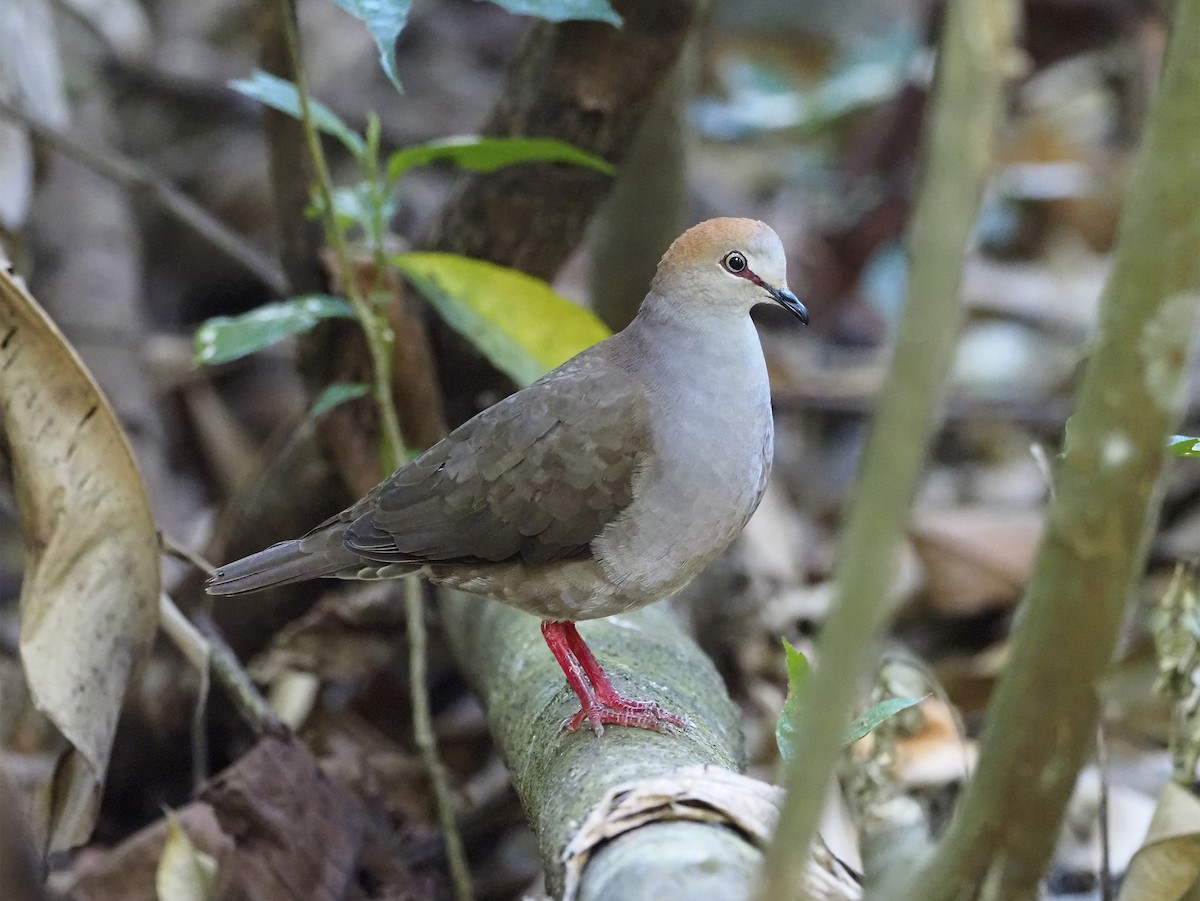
[332,0,411,91]
[194,296,355,365]
[309,382,370,418]
[774,638,810,763]
[844,695,927,746]
[387,135,614,181]
[229,71,365,157]
[322,182,396,241]
[482,0,621,25]
[1169,436,1200,457]
[394,252,611,387]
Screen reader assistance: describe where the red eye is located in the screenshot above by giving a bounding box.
[723,251,747,273]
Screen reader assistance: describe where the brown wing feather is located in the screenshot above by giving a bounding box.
[342,349,647,567]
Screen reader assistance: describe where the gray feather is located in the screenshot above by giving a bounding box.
[206,530,357,595]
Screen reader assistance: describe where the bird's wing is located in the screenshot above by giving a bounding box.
[341,350,649,566]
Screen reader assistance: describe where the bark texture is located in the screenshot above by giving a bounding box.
[441,594,765,899]
[893,0,1200,896]
[422,1,699,280]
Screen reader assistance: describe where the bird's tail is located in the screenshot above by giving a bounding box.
[206,528,357,595]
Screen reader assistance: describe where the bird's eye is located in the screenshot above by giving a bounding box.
[723,251,747,273]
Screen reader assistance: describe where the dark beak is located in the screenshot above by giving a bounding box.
[769,286,809,325]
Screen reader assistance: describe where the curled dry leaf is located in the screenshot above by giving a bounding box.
[69,803,231,901]
[1117,781,1200,901]
[0,262,159,851]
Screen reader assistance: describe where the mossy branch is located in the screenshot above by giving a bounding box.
[441,595,767,900]
[756,1,1018,897]
[892,0,1200,896]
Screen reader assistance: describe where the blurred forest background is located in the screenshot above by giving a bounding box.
[1,0,1198,898]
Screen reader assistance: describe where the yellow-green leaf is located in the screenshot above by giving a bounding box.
[387,136,614,181]
[156,811,217,901]
[394,252,611,386]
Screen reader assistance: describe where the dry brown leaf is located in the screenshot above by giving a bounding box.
[1117,781,1200,901]
[200,735,422,900]
[890,698,977,787]
[248,582,404,685]
[0,261,159,851]
[910,506,1044,616]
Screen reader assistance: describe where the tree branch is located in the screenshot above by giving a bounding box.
[441,595,764,899]
[0,98,287,294]
[757,1,1019,897]
[893,0,1200,895]
[418,0,701,420]
[421,0,698,280]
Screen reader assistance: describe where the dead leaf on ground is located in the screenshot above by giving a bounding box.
[910,506,1044,616]
[73,735,426,900]
[1117,781,1200,901]
[200,734,422,901]
[890,698,977,787]
[248,581,405,684]
[0,261,159,851]
[69,803,232,901]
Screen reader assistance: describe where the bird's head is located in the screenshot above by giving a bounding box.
[649,218,808,324]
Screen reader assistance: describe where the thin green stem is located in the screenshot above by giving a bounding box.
[755,0,1017,897]
[407,578,473,901]
[274,4,470,899]
[275,0,403,474]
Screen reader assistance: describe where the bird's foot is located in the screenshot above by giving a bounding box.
[541,620,690,736]
[562,694,688,736]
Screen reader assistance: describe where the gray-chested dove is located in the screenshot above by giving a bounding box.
[207,218,808,733]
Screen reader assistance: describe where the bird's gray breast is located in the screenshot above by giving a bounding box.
[592,319,773,597]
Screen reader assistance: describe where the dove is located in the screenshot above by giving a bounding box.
[208,218,808,733]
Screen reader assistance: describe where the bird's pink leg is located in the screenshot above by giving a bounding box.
[540,620,688,735]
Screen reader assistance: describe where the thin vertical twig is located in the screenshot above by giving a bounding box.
[755,2,1018,897]
[272,3,471,896]
[1097,722,1113,901]
[274,0,404,473]
[158,593,212,788]
[407,578,473,900]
